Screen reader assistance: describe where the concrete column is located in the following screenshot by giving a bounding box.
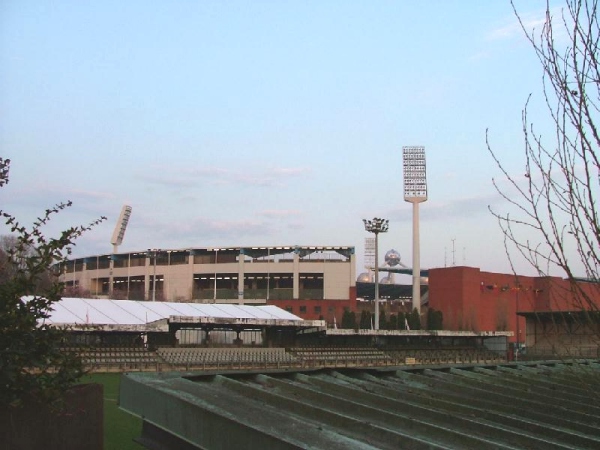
[293,249,300,299]
[412,202,421,314]
[144,255,151,301]
[109,256,114,298]
[238,250,245,305]
[188,250,195,301]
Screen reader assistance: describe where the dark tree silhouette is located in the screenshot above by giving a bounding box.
[0,157,105,407]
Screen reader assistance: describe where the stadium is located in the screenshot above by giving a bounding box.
[49,191,600,448]
[59,245,355,302]
[42,294,600,450]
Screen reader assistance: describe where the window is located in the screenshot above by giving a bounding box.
[314,306,322,314]
[285,306,293,313]
[299,306,307,314]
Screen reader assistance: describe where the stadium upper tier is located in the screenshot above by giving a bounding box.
[58,245,356,304]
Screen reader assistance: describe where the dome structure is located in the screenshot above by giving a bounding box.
[380,275,395,284]
[384,249,401,267]
[357,272,373,283]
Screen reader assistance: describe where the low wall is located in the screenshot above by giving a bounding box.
[0,383,103,450]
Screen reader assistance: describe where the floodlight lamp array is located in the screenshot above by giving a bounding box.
[403,146,428,201]
[363,218,389,234]
[111,205,132,246]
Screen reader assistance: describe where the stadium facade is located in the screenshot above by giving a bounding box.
[59,245,357,322]
[59,246,600,359]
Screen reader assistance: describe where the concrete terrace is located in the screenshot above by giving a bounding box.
[120,360,600,450]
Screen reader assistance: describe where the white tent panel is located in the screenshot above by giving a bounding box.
[248,305,300,320]
[43,298,303,326]
[51,298,117,325]
[48,300,86,324]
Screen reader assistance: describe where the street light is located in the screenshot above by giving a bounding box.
[363,217,389,330]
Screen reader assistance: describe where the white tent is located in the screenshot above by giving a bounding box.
[45,297,303,326]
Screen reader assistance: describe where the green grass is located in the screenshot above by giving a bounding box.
[79,373,144,450]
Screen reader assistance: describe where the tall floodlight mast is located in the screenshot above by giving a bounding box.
[364,237,375,278]
[111,205,132,253]
[403,146,427,314]
[363,218,389,330]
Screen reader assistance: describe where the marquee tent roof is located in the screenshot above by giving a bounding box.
[39,297,303,330]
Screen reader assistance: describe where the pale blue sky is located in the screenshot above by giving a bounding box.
[0,1,565,277]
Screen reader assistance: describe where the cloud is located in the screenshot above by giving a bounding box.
[0,183,115,223]
[135,172,199,188]
[486,6,569,43]
[260,209,302,218]
[487,11,548,41]
[426,195,505,221]
[389,194,505,223]
[137,165,312,189]
[271,167,311,176]
[139,216,272,242]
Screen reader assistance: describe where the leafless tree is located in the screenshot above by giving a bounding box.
[0,235,54,291]
[488,0,600,315]
[485,0,600,362]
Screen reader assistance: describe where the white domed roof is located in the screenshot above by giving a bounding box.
[357,272,373,283]
[380,275,394,284]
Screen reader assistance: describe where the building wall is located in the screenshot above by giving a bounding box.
[526,316,600,358]
[271,285,357,327]
[428,266,600,346]
[60,246,355,308]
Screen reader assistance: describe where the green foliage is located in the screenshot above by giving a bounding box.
[0,157,105,407]
[359,309,372,329]
[426,308,444,330]
[378,310,387,330]
[387,313,398,330]
[397,312,406,330]
[341,309,357,329]
[407,308,421,330]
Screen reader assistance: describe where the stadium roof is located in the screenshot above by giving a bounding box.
[42,297,321,332]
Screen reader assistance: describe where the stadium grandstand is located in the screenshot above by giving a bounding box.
[57,245,356,304]
[48,297,509,373]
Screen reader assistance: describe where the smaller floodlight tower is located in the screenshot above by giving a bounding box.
[403,146,427,314]
[111,205,132,253]
[356,237,376,283]
[363,218,389,330]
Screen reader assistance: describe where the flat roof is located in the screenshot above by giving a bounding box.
[42,297,324,332]
[65,245,355,262]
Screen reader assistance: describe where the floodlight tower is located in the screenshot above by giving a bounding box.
[363,218,389,330]
[403,146,427,314]
[364,237,375,278]
[111,205,132,253]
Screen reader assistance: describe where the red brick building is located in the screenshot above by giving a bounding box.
[428,266,600,357]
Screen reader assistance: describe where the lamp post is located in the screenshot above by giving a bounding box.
[403,146,428,314]
[363,218,389,330]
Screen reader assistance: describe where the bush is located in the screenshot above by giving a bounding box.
[0,158,105,407]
